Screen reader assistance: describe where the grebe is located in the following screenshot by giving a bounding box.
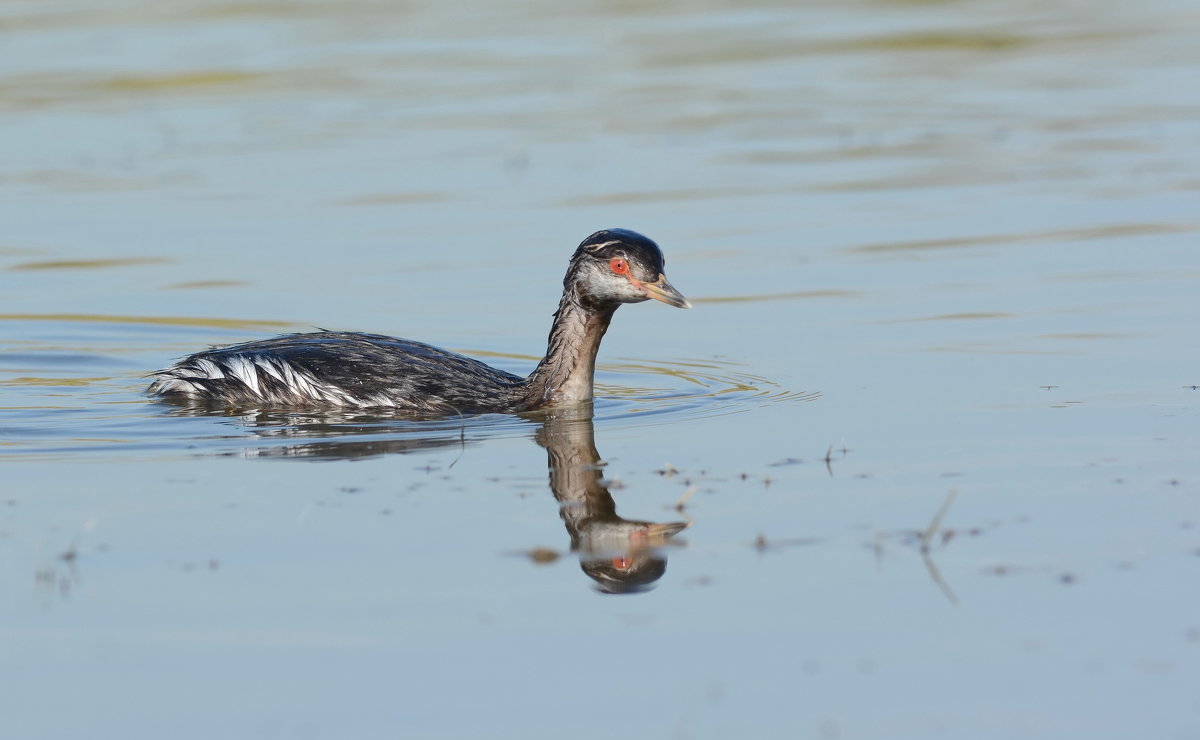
[148,229,691,413]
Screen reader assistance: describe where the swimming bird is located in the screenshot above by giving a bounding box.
[148,229,691,413]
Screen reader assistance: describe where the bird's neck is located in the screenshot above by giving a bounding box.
[523,290,617,407]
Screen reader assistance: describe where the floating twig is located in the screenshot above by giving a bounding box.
[674,485,696,512]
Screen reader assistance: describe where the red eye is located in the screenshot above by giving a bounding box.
[609,257,629,275]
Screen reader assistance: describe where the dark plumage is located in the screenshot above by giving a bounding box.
[148,229,691,413]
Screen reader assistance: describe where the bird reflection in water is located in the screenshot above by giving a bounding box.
[160,402,689,593]
[536,405,688,594]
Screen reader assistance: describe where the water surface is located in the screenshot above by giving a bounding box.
[2,1,1198,738]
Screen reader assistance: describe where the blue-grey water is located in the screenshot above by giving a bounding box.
[2,1,1199,738]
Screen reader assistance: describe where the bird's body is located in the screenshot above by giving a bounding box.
[148,229,690,414]
[153,332,526,413]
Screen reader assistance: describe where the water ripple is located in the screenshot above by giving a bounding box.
[593,357,821,426]
[0,317,812,461]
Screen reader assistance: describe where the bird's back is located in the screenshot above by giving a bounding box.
[149,331,526,413]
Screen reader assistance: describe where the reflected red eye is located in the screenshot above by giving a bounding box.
[609,257,629,275]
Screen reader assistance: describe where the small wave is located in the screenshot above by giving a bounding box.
[130,354,816,459]
[593,357,821,426]
[0,314,816,460]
